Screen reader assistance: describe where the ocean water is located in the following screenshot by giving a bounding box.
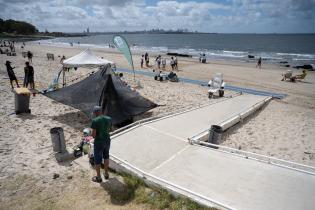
[38,33,315,66]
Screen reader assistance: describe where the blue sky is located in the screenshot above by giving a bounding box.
[0,0,314,33]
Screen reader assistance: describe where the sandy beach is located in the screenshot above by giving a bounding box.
[1,42,315,209]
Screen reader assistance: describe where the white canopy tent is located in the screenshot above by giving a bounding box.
[59,48,115,86]
[62,48,114,68]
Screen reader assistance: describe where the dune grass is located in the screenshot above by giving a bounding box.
[118,172,219,210]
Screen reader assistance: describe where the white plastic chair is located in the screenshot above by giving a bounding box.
[208,73,225,98]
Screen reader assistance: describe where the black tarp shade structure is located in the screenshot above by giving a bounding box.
[44,65,157,125]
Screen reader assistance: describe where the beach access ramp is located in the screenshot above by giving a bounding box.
[109,94,315,210]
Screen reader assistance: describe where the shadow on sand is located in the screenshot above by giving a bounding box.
[16,113,37,120]
[51,111,90,129]
[100,177,133,205]
[220,100,270,145]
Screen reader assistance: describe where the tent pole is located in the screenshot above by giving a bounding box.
[62,67,66,87]
[133,66,136,82]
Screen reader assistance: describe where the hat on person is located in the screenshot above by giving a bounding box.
[93,105,102,113]
[83,128,90,136]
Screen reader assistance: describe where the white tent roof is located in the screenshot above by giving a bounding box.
[62,48,114,68]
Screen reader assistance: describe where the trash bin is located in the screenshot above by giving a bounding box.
[209,125,223,144]
[50,127,66,153]
[14,88,31,114]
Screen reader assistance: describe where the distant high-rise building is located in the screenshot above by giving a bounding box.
[87,28,89,33]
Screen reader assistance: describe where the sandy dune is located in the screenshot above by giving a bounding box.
[1,42,314,209]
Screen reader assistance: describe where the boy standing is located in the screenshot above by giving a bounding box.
[90,106,112,183]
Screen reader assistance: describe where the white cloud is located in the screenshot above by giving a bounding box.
[0,0,314,33]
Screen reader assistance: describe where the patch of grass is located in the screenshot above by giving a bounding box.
[0,175,58,210]
[117,172,219,210]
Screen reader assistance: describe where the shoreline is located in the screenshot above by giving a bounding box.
[27,41,299,72]
[29,36,315,67]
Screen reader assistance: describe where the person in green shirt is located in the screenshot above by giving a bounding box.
[91,106,111,183]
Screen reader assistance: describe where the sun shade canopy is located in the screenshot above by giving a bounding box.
[62,48,114,68]
[44,65,157,125]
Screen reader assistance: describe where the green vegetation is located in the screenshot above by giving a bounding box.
[0,18,38,35]
[118,172,219,210]
[0,18,68,38]
[1,171,220,210]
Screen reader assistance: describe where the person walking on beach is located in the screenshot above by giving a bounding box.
[90,106,112,183]
[256,57,262,69]
[5,61,20,89]
[162,57,166,69]
[9,42,15,52]
[145,52,149,67]
[146,56,150,67]
[27,51,33,63]
[156,55,161,69]
[170,57,175,70]
[174,56,178,70]
[140,55,144,68]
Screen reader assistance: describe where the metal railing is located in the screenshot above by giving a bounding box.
[189,139,315,176]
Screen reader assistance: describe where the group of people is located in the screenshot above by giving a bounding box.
[141,52,150,67]
[199,53,206,63]
[170,56,178,70]
[0,40,15,48]
[0,40,16,55]
[5,60,35,90]
[140,52,178,71]
[281,69,307,82]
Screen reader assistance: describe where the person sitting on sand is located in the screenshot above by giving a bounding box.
[281,70,292,81]
[118,73,128,86]
[168,71,179,82]
[90,106,112,183]
[282,70,307,82]
[294,70,307,79]
[291,70,307,81]
[5,61,20,89]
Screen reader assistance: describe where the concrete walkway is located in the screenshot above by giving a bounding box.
[109,94,315,210]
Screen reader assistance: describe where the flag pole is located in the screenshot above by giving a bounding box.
[113,35,136,83]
